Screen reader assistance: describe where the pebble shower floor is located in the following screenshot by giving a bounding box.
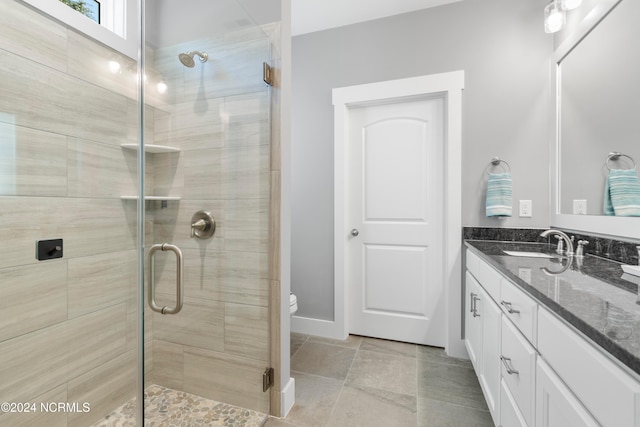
[91,385,267,427]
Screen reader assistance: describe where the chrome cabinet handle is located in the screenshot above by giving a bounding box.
[149,243,184,315]
[500,356,519,375]
[501,300,520,314]
[471,293,480,317]
[351,228,359,237]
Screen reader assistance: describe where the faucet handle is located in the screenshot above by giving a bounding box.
[576,240,589,257]
[555,235,564,254]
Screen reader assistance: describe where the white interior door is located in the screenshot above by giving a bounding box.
[347,96,445,346]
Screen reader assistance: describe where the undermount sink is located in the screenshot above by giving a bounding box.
[502,250,562,259]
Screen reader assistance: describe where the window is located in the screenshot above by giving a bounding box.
[23,0,136,59]
[59,0,100,24]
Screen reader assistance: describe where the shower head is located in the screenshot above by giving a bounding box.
[178,51,208,68]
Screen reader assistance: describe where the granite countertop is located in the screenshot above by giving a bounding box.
[465,240,640,377]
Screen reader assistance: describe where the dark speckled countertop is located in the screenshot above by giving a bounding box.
[465,240,640,377]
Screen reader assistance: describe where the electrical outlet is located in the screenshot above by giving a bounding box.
[519,200,532,217]
[573,199,587,215]
[518,268,532,283]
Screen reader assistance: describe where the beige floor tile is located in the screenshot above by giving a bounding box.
[291,333,308,358]
[284,372,342,427]
[307,334,363,349]
[264,417,298,427]
[417,360,489,411]
[417,345,473,368]
[290,342,356,381]
[417,397,494,427]
[328,384,417,427]
[346,349,417,396]
[360,336,417,358]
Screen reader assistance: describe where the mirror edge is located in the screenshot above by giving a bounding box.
[549,0,640,239]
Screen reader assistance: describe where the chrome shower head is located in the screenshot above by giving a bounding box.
[178,51,208,68]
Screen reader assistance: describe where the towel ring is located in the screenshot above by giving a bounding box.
[486,157,511,175]
[606,152,636,171]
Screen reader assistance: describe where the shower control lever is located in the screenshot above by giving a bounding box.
[191,219,207,238]
[190,210,216,239]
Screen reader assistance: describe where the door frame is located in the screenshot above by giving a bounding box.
[333,71,465,357]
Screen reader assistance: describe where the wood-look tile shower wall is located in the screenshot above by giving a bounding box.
[0,1,142,426]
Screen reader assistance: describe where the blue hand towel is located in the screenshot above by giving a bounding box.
[603,169,640,216]
[486,172,512,217]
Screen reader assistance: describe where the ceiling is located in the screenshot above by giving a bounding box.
[291,0,463,36]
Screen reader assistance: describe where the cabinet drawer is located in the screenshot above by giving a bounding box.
[500,379,527,427]
[501,316,536,426]
[538,308,640,427]
[466,249,501,301]
[500,278,538,345]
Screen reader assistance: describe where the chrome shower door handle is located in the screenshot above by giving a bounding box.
[149,243,184,315]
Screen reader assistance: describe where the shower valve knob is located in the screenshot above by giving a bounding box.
[190,211,216,239]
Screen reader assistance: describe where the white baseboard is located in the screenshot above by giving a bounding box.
[290,315,347,340]
[281,377,295,417]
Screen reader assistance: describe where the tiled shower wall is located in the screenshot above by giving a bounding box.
[0,1,142,426]
[145,25,275,413]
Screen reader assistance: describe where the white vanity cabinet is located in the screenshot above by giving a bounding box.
[538,308,640,427]
[465,270,502,419]
[465,246,640,427]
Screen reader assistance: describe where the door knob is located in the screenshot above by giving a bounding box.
[351,228,359,237]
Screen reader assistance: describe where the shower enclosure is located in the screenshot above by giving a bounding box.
[0,0,279,425]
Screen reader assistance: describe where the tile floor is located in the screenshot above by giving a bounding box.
[265,334,494,427]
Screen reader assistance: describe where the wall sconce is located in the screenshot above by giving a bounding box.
[544,0,566,33]
[544,0,583,34]
[561,0,583,11]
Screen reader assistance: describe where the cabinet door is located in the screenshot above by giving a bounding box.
[464,271,482,370]
[536,359,599,427]
[479,284,501,421]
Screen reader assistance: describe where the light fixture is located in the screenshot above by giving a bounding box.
[561,0,582,11]
[157,81,168,94]
[544,0,566,34]
[108,60,121,74]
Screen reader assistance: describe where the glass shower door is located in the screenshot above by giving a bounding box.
[140,0,274,424]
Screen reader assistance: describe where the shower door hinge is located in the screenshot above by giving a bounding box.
[263,62,273,86]
[262,367,274,392]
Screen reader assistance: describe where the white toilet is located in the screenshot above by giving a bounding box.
[289,293,298,316]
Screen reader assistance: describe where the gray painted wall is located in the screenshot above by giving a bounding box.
[291,0,552,321]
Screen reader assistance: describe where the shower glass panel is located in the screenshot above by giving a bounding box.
[142,0,273,423]
[0,0,273,425]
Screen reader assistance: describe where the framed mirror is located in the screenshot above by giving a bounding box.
[551,0,640,239]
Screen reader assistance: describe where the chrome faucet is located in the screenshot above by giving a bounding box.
[540,229,575,256]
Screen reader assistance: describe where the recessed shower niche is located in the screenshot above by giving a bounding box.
[120,143,182,202]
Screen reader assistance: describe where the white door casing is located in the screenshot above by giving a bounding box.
[327,71,465,357]
[347,97,445,345]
